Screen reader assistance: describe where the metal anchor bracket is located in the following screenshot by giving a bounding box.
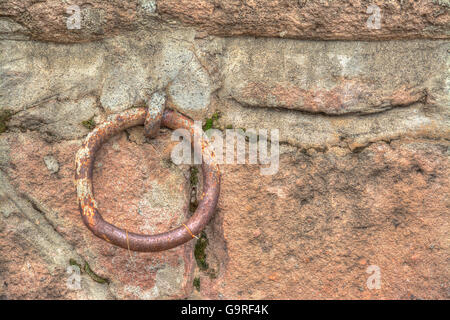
[75,99,220,252]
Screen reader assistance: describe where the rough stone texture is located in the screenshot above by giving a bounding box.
[0,29,211,118]
[0,129,194,299]
[0,170,113,299]
[159,0,450,40]
[0,3,449,300]
[0,1,139,43]
[0,1,449,43]
[212,39,450,152]
[221,39,447,115]
[194,140,449,299]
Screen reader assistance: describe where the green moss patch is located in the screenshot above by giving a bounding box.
[194,231,209,271]
[203,112,221,131]
[69,258,82,269]
[81,117,96,130]
[193,277,200,291]
[84,262,109,284]
[69,259,109,284]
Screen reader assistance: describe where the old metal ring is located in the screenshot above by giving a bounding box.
[75,107,220,252]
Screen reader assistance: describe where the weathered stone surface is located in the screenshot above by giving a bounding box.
[0,12,449,299]
[0,170,113,299]
[0,128,195,299]
[159,0,450,40]
[8,96,100,142]
[197,139,450,299]
[213,97,449,152]
[0,1,139,43]
[1,1,449,43]
[0,17,30,41]
[0,29,212,118]
[221,39,448,115]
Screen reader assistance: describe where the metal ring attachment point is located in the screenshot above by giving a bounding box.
[75,107,220,252]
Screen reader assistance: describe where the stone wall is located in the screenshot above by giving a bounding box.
[0,1,449,299]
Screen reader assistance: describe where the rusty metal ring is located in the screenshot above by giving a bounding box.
[75,107,220,252]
